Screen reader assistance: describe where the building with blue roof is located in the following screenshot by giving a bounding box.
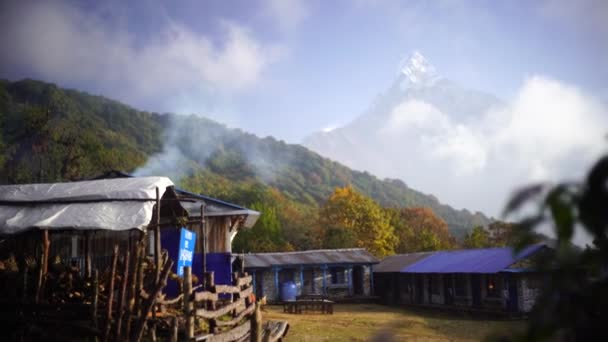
[373,244,549,314]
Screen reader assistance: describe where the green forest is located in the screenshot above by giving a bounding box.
[0,79,497,255]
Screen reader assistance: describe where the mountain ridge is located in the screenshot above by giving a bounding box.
[0,78,490,239]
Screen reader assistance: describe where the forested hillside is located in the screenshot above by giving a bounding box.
[0,79,491,252]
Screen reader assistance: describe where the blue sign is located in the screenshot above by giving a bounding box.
[177,227,196,277]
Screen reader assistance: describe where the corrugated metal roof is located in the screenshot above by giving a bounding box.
[244,248,378,268]
[402,244,546,274]
[373,252,436,273]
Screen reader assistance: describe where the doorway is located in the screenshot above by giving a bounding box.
[353,266,364,295]
[471,274,481,307]
[443,274,454,305]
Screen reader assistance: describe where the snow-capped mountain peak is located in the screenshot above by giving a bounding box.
[399,51,438,85]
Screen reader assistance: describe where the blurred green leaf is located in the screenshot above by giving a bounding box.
[546,186,574,241]
[503,183,545,217]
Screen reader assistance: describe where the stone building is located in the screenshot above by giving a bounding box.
[243,248,378,302]
[374,244,549,314]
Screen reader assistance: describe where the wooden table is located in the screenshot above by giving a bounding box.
[283,295,334,314]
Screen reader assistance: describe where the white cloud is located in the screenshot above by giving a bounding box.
[0,1,282,105]
[394,76,607,215]
[309,76,607,219]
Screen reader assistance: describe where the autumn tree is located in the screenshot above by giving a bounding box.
[388,207,455,252]
[318,186,396,257]
[463,226,490,248]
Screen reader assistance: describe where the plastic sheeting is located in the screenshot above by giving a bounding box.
[0,177,173,234]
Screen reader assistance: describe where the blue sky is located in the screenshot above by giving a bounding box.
[0,0,606,142]
[1,0,607,241]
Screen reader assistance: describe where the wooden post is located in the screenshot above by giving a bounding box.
[103,245,119,342]
[133,259,174,342]
[125,236,142,339]
[85,231,92,278]
[155,187,161,284]
[135,241,145,314]
[241,252,245,274]
[183,266,194,340]
[36,229,50,303]
[205,271,215,310]
[201,204,206,281]
[116,251,130,340]
[92,270,99,330]
[170,316,178,342]
[250,303,262,342]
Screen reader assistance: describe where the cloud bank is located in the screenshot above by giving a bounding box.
[0,1,283,109]
[308,76,607,219]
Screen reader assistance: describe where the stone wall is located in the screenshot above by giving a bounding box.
[518,275,541,312]
[261,270,277,301]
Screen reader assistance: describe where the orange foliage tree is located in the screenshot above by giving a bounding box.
[317,186,396,257]
[387,207,455,252]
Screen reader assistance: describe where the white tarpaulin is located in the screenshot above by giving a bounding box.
[0,176,174,235]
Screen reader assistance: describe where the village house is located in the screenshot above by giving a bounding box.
[0,175,292,341]
[244,248,378,302]
[0,175,259,285]
[374,244,549,314]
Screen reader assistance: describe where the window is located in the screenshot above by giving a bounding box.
[486,274,500,298]
[454,274,467,296]
[330,267,345,284]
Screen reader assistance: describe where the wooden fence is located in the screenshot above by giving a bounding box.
[0,236,287,341]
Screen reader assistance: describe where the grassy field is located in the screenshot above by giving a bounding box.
[262,304,524,341]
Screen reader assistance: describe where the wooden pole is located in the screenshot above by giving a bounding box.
[125,235,142,340]
[250,303,262,342]
[170,316,178,342]
[92,270,99,327]
[115,251,130,340]
[183,266,194,340]
[133,259,174,342]
[155,187,161,284]
[36,229,50,303]
[103,245,119,342]
[205,271,216,311]
[135,241,145,316]
[85,231,92,278]
[201,204,206,282]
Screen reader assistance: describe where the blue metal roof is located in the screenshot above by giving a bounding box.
[402,244,546,274]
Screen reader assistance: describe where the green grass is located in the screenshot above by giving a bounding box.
[262,303,524,341]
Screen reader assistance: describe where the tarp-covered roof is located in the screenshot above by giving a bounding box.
[244,248,379,268]
[402,244,546,274]
[373,252,436,273]
[0,177,173,234]
[90,172,260,229]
